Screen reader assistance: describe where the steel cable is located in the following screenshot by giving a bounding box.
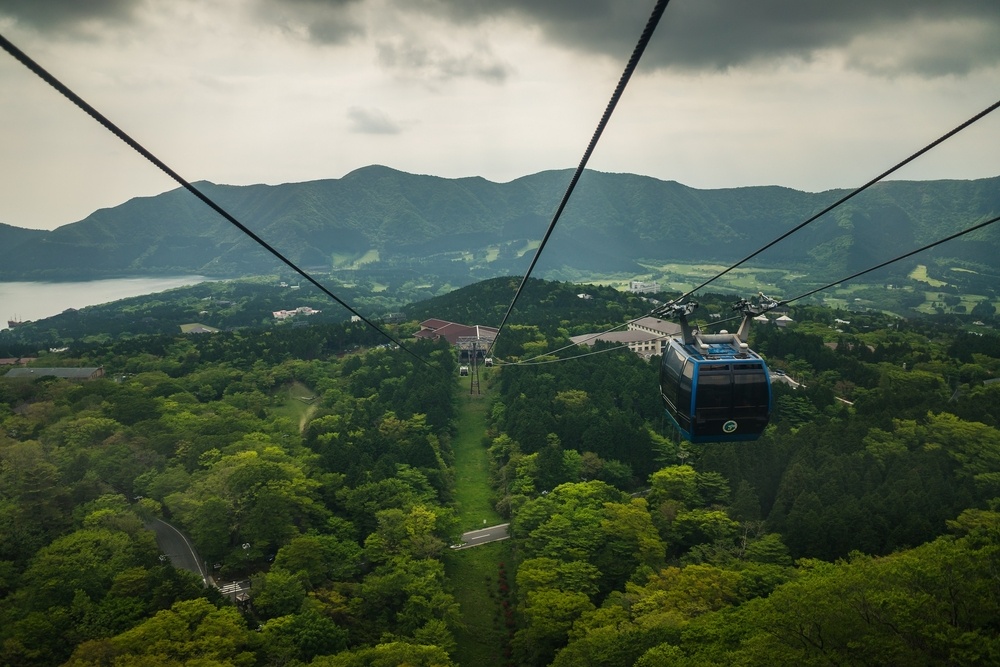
[0,32,433,368]
[487,0,671,356]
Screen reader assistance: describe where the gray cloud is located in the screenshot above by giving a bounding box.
[376,37,510,83]
[0,0,366,44]
[8,1,996,78]
[0,0,137,32]
[347,106,401,134]
[253,0,364,45]
[412,0,1000,78]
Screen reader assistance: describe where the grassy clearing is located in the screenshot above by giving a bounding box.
[914,293,994,316]
[179,323,219,333]
[516,240,540,258]
[909,264,947,287]
[451,375,502,530]
[271,381,319,433]
[445,541,512,667]
[331,249,380,269]
[448,373,509,666]
[606,261,793,296]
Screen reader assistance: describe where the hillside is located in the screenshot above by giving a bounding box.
[1,277,1000,665]
[0,222,46,253]
[2,167,999,287]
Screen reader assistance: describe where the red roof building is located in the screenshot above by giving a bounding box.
[414,319,498,347]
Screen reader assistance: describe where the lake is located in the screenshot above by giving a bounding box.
[0,276,211,330]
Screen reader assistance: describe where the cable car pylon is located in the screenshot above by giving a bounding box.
[469,341,481,395]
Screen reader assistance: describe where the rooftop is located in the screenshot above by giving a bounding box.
[4,367,104,380]
[415,319,498,346]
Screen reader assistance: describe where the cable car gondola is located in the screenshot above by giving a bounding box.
[658,298,775,443]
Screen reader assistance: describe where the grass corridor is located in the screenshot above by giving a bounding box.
[448,373,510,665]
[451,376,503,530]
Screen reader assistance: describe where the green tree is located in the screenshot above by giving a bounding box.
[64,598,259,666]
[515,588,595,666]
[260,606,349,662]
[250,568,309,620]
[272,532,362,586]
[312,641,455,667]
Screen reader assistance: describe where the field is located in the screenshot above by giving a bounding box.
[331,249,380,269]
[908,264,947,287]
[574,260,997,318]
[271,381,319,433]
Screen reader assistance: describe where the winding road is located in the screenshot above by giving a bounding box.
[145,517,209,586]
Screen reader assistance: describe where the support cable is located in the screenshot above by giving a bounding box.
[504,212,1000,367]
[494,309,679,366]
[0,33,433,368]
[501,99,1000,366]
[487,0,671,356]
[778,213,1000,308]
[676,97,1000,303]
[501,340,641,366]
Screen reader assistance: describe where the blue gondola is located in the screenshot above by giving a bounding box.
[659,298,774,443]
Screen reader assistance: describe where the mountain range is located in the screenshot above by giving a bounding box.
[2,166,998,287]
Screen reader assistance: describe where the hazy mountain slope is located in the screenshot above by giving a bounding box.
[0,222,46,254]
[1,167,997,282]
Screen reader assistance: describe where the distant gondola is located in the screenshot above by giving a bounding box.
[658,298,774,443]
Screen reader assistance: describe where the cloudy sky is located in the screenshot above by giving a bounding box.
[2,0,999,231]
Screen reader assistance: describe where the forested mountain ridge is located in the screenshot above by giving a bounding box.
[2,166,998,283]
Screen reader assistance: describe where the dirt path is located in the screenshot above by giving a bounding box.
[299,403,318,433]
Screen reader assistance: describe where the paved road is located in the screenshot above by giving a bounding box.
[145,518,209,586]
[451,523,510,550]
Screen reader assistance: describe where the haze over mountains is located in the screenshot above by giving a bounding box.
[1,166,998,285]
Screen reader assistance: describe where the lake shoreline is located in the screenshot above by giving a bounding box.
[0,276,216,330]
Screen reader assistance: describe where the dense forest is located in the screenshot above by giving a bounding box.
[0,321,461,666]
[1,277,1000,666]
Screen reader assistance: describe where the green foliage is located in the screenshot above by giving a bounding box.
[509,481,666,661]
[165,443,329,565]
[0,319,467,664]
[251,568,309,619]
[664,517,1000,666]
[515,588,595,665]
[272,532,363,585]
[64,598,259,666]
[5,276,1000,666]
[260,606,350,663]
[353,555,459,646]
[311,640,456,667]
[487,326,660,497]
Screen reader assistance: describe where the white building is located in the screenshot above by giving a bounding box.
[570,316,682,358]
[628,280,660,294]
[273,306,322,320]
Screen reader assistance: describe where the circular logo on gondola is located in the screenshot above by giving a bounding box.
[722,420,738,434]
